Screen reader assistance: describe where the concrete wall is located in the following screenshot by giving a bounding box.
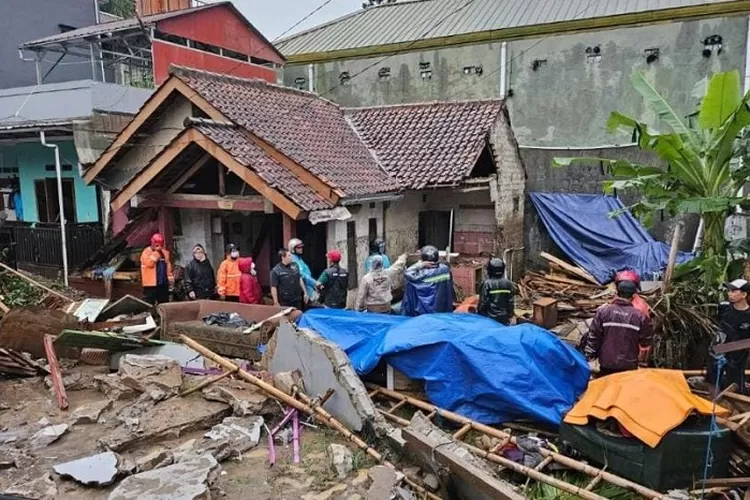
[174,208,225,270]
[286,15,747,147]
[1,0,98,89]
[327,202,384,282]
[0,140,99,223]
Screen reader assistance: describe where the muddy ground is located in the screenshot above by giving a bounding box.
[0,365,382,500]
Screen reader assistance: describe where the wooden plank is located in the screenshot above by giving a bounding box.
[44,335,68,410]
[166,153,212,195]
[540,252,599,285]
[714,338,750,355]
[700,477,750,487]
[140,193,266,212]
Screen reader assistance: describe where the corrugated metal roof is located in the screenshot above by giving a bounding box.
[19,3,224,48]
[277,0,741,56]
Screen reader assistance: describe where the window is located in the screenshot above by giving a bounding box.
[346,221,358,289]
[35,178,76,223]
[418,211,451,250]
[45,164,73,172]
[368,218,378,244]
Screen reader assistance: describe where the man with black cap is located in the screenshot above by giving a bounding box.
[584,275,653,376]
[708,279,750,394]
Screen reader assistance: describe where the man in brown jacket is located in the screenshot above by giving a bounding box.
[584,278,653,376]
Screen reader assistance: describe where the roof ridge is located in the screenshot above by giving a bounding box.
[343,98,504,112]
[184,116,235,128]
[170,65,347,108]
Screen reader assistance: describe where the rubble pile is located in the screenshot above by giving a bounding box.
[517,270,610,319]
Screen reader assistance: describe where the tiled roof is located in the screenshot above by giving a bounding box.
[173,67,401,199]
[345,100,504,189]
[194,121,333,212]
[277,0,740,56]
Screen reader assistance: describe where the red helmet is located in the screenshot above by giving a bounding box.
[151,233,165,247]
[614,269,640,288]
[327,249,342,262]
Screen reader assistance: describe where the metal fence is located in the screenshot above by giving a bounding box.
[0,222,103,273]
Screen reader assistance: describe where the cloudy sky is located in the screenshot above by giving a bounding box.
[207,0,364,41]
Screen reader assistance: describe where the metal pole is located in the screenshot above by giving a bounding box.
[39,132,69,286]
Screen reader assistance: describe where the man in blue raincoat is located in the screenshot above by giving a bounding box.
[289,238,317,303]
[402,245,455,316]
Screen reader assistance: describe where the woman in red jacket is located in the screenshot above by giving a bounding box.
[238,257,263,304]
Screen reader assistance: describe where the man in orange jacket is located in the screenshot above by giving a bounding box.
[217,243,242,302]
[140,233,174,305]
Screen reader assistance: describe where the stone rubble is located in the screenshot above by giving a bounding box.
[5,473,58,500]
[118,354,183,401]
[327,443,354,480]
[204,415,264,455]
[135,448,174,472]
[202,381,273,416]
[53,451,127,486]
[29,423,68,449]
[108,453,220,500]
[366,465,403,500]
[70,399,113,425]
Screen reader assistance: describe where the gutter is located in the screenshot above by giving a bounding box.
[339,192,404,205]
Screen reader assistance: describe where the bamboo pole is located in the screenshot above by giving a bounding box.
[179,335,441,500]
[682,369,750,376]
[369,385,665,500]
[465,443,606,500]
[0,262,71,303]
[178,367,238,397]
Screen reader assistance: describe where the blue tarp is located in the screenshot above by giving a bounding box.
[298,309,590,425]
[530,193,693,284]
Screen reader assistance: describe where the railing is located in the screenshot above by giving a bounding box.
[0,222,103,274]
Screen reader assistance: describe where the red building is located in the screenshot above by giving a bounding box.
[19,1,284,87]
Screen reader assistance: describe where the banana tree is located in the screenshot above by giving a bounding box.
[554,70,750,288]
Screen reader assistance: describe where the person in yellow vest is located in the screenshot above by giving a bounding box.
[217,243,242,302]
[140,233,174,305]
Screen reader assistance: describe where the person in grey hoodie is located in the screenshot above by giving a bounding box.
[355,253,407,313]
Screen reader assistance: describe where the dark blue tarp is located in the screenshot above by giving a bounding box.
[298,309,590,426]
[530,193,693,284]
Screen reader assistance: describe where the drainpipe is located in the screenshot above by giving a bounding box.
[307,64,315,92]
[499,42,508,98]
[39,132,69,287]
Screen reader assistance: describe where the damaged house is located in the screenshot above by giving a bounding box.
[84,66,525,290]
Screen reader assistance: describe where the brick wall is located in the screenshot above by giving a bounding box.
[453,231,495,255]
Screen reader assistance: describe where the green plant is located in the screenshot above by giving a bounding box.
[100,0,135,17]
[554,70,750,291]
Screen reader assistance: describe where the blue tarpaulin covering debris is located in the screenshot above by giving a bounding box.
[298,309,590,425]
[530,193,693,284]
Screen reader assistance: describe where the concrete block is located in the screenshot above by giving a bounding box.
[268,322,389,435]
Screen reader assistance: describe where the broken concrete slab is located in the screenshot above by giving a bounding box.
[0,447,34,469]
[100,397,231,452]
[29,423,68,449]
[94,373,139,400]
[205,416,263,454]
[273,370,305,395]
[201,380,273,416]
[99,294,152,321]
[110,343,204,370]
[108,453,219,500]
[366,465,404,500]
[267,321,389,435]
[327,443,353,480]
[403,412,523,500]
[70,399,113,425]
[53,451,127,486]
[118,354,182,401]
[136,449,174,472]
[5,473,58,499]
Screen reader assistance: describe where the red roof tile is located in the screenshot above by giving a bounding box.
[194,121,333,212]
[345,100,504,190]
[172,67,400,200]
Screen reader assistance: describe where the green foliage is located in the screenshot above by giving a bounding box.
[554,70,750,289]
[526,472,640,500]
[100,0,135,17]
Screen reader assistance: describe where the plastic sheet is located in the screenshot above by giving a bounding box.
[299,309,590,425]
[530,193,692,284]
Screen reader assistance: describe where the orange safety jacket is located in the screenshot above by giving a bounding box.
[140,247,173,287]
[217,258,241,297]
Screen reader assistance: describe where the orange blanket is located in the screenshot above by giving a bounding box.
[564,369,729,448]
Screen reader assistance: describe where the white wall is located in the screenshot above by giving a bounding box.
[173,208,224,269]
[327,202,384,282]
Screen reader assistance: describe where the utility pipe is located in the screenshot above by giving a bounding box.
[39,131,69,286]
[499,42,508,98]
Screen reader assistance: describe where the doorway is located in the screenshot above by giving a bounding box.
[418,211,452,250]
